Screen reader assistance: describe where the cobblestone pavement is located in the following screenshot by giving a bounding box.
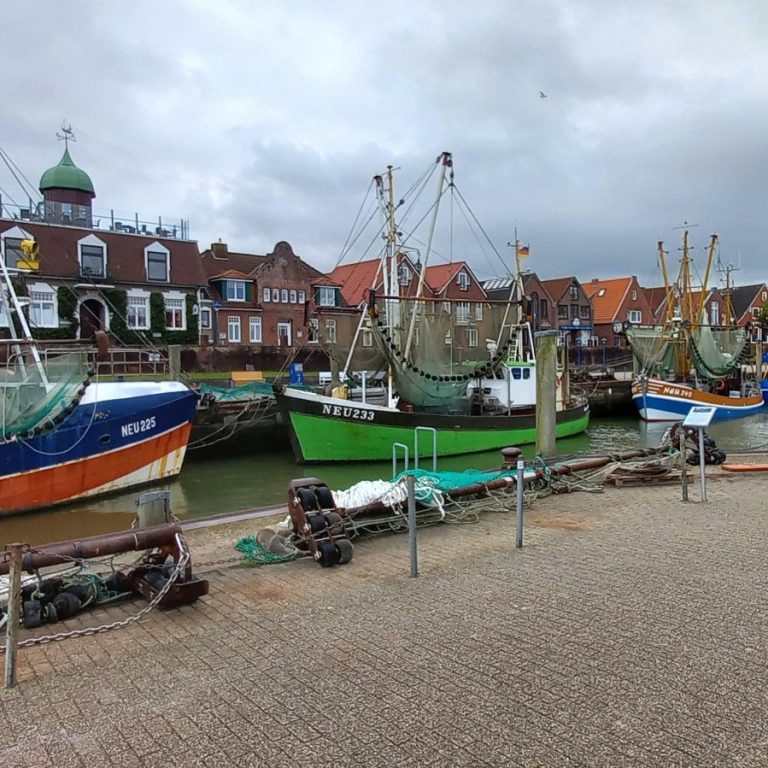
[2,473,767,767]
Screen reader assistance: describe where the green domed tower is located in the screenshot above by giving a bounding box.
[39,143,95,226]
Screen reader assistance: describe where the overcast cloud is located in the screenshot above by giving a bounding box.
[2,0,767,288]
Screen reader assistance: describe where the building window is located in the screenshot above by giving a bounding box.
[263,287,271,303]
[362,329,373,347]
[570,303,579,319]
[29,290,57,327]
[281,289,289,303]
[200,307,212,329]
[317,287,335,306]
[325,319,337,344]
[456,302,470,325]
[249,316,262,343]
[3,238,23,269]
[298,290,306,304]
[457,271,470,291]
[597,288,606,297]
[290,289,297,303]
[164,297,186,330]
[752,307,760,319]
[579,305,590,319]
[540,299,549,318]
[631,289,637,300]
[569,284,578,300]
[272,288,280,303]
[398,265,412,285]
[127,295,149,329]
[762,291,767,302]
[227,316,241,343]
[467,328,478,347]
[145,245,169,282]
[308,318,319,343]
[710,301,719,326]
[225,281,246,301]
[475,303,484,321]
[628,310,642,323]
[442,301,451,314]
[558,305,568,319]
[81,244,105,278]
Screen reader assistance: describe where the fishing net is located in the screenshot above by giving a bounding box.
[689,322,747,378]
[369,296,522,408]
[625,326,676,376]
[1,349,89,439]
[197,381,274,401]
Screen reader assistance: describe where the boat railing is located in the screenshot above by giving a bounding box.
[3,344,169,378]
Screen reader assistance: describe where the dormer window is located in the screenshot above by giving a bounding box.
[225,280,246,301]
[2,226,35,271]
[317,287,335,306]
[457,271,470,291]
[145,242,170,282]
[78,234,107,279]
[398,265,412,285]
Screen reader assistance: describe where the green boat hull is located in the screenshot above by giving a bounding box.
[275,388,590,463]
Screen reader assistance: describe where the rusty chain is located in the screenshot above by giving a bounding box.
[0,534,190,652]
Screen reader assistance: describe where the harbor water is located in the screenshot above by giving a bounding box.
[2,412,768,546]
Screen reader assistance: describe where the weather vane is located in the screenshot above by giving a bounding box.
[56,122,76,149]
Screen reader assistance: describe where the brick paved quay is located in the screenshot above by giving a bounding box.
[2,471,767,767]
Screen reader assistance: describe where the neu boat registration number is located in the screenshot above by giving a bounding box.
[121,416,157,437]
[321,404,375,421]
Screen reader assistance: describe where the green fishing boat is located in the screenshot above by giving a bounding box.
[278,154,589,463]
[274,383,589,463]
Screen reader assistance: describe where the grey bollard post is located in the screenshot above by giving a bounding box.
[168,344,181,381]
[407,474,418,577]
[698,427,707,502]
[516,458,525,548]
[680,431,688,501]
[534,330,559,457]
[4,543,24,689]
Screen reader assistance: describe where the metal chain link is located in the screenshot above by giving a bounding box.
[0,535,190,652]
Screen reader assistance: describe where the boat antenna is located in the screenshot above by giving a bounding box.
[716,252,740,326]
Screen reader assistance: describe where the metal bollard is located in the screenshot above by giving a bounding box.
[4,543,24,689]
[516,458,525,548]
[680,431,688,502]
[407,474,418,577]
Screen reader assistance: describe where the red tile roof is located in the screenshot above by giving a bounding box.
[329,259,384,305]
[539,277,573,302]
[587,277,633,324]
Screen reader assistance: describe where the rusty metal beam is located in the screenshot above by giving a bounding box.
[0,523,184,576]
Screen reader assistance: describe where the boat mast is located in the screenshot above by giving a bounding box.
[403,151,452,362]
[0,245,49,386]
[696,234,718,323]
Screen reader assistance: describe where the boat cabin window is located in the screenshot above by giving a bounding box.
[523,368,530,379]
[512,367,522,380]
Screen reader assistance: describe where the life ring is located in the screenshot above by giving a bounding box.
[714,380,726,393]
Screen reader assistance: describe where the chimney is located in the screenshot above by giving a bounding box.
[211,239,228,259]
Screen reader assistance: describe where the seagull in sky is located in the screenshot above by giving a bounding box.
[539,91,548,99]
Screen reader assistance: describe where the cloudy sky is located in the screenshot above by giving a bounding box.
[2,0,767,288]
